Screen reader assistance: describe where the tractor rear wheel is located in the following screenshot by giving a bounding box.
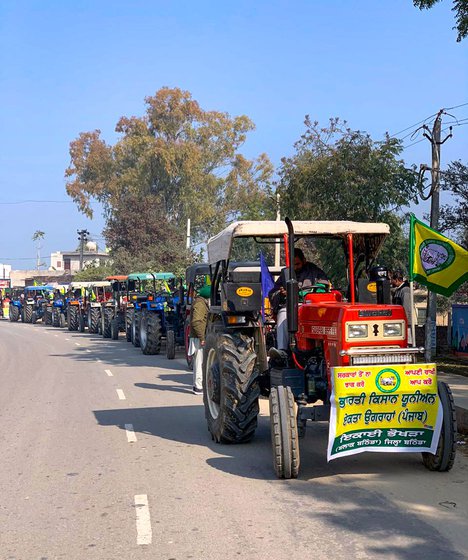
[166,329,176,359]
[88,308,100,334]
[422,381,457,472]
[125,310,133,342]
[270,385,300,479]
[24,304,33,323]
[140,312,162,355]
[132,313,140,347]
[185,318,193,368]
[203,331,260,444]
[10,305,19,322]
[111,318,119,340]
[102,308,112,338]
[68,306,79,331]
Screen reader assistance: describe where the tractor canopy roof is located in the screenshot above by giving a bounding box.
[207,220,390,264]
[185,263,210,285]
[89,281,111,288]
[25,285,54,291]
[105,275,128,281]
[70,281,94,288]
[127,272,175,281]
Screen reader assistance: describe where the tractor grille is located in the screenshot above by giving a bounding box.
[351,353,416,365]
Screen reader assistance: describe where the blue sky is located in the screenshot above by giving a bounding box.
[0,0,466,270]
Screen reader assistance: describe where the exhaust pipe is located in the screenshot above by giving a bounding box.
[284,217,299,340]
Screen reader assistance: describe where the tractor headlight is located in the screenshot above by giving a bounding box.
[347,324,368,338]
[383,322,403,337]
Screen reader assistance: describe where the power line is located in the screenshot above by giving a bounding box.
[0,200,100,206]
[390,112,438,138]
[445,102,468,111]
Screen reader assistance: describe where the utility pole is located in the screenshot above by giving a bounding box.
[275,192,281,267]
[77,229,89,271]
[186,218,191,250]
[421,110,452,361]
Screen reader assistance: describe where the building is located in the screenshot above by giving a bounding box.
[49,242,110,273]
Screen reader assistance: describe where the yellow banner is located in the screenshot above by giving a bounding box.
[328,363,442,461]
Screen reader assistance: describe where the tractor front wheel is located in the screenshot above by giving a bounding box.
[88,308,100,334]
[140,312,162,355]
[24,304,33,323]
[203,331,260,444]
[166,329,176,359]
[79,312,85,333]
[102,309,112,338]
[270,385,300,479]
[111,318,119,340]
[125,310,133,342]
[422,381,457,472]
[132,313,141,347]
[68,306,79,331]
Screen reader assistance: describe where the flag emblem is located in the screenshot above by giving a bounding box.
[420,239,455,275]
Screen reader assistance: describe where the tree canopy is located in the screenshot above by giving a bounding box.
[413,0,467,41]
[440,160,468,248]
[277,118,419,286]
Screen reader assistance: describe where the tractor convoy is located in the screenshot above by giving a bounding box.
[5,218,458,479]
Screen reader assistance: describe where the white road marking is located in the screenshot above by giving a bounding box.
[86,349,91,353]
[134,494,152,545]
[54,334,59,337]
[65,338,70,341]
[75,343,81,346]
[125,424,137,443]
[116,389,126,400]
[105,369,113,377]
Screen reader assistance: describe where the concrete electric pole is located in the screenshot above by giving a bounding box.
[421,110,452,361]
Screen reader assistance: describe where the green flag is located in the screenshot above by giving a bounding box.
[409,214,468,297]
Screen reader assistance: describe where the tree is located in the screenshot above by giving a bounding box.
[413,0,467,41]
[440,160,468,248]
[277,118,419,286]
[32,230,45,270]
[65,87,274,262]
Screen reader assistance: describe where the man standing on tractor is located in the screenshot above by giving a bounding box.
[188,285,210,395]
[269,248,329,360]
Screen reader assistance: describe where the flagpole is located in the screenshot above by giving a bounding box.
[409,280,416,347]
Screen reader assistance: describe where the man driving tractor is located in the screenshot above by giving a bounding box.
[269,247,329,360]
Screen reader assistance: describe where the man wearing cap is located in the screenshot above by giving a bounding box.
[188,285,210,394]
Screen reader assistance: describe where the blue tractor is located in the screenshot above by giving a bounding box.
[22,285,53,323]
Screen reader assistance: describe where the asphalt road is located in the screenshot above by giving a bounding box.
[1,320,467,560]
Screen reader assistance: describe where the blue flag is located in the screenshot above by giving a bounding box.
[260,253,274,320]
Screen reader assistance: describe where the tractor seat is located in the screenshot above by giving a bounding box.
[304,291,342,304]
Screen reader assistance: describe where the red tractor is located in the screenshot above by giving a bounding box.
[202,219,456,478]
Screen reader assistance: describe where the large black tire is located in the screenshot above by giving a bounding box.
[132,312,141,347]
[9,305,20,322]
[166,329,176,359]
[24,304,33,323]
[203,331,260,443]
[44,307,52,325]
[140,311,162,355]
[79,311,85,333]
[52,308,60,327]
[88,307,100,334]
[111,318,119,340]
[59,312,66,328]
[270,385,300,479]
[68,306,79,331]
[31,311,37,324]
[125,309,134,342]
[185,318,193,368]
[102,308,112,338]
[422,381,457,472]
